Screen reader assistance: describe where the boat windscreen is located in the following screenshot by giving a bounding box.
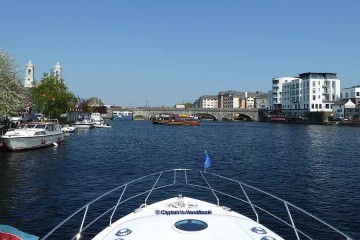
[35,124,46,129]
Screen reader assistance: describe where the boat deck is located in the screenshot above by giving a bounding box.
[93,196,283,240]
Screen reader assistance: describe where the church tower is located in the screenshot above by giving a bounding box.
[24,60,34,88]
[53,62,62,80]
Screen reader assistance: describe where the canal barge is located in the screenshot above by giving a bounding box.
[152,114,200,126]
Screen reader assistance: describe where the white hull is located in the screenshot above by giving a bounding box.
[93,196,283,240]
[73,123,94,129]
[2,133,63,151]
[94,124,111,128]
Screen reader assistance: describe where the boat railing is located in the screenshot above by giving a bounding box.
[41,169,354,240]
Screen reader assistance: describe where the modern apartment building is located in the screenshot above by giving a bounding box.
[268,77,300,111]
[268,73,341,113]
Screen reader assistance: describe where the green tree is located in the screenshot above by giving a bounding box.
[184,102,194,109]
[77,97,92,113]
[0,49,27,117]
[31,73,76,119]
[93,105,107,114]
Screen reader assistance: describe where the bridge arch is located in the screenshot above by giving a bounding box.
[129,108,259,121]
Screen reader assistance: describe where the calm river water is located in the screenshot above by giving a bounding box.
[0,120,359,239]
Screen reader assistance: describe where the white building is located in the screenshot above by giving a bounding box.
[268,77,299,111]
[24,60,35,88]
[332,99,356,119]
[269,73,341,112]
[341,85,360,105]
[175,104,186,109]
[194,95,218,108]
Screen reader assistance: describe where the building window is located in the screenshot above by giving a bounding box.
[311,104,314,109]
[313,95,316,100]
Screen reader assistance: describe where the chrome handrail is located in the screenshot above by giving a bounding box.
[41,169,354,240]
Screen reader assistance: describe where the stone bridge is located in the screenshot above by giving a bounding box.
[130,108,260,121]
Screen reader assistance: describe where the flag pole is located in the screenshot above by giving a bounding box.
[204,150,206,173]
[204,150,211,173]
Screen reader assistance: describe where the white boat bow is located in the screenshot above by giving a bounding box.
[41,169,354,240]
[62,125,77,133]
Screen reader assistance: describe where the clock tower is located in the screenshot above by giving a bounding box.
[24,60,34,88]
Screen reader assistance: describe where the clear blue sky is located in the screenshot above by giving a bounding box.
[1,0,359,107]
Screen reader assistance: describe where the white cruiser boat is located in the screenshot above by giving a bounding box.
[41,169,353,240]
[74,115,95,129]
[91,112,104,126]
[1,121,63,151]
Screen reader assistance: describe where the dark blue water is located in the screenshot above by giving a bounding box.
[1,120,359,239]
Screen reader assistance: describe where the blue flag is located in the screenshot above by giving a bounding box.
[204,150,211,169]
